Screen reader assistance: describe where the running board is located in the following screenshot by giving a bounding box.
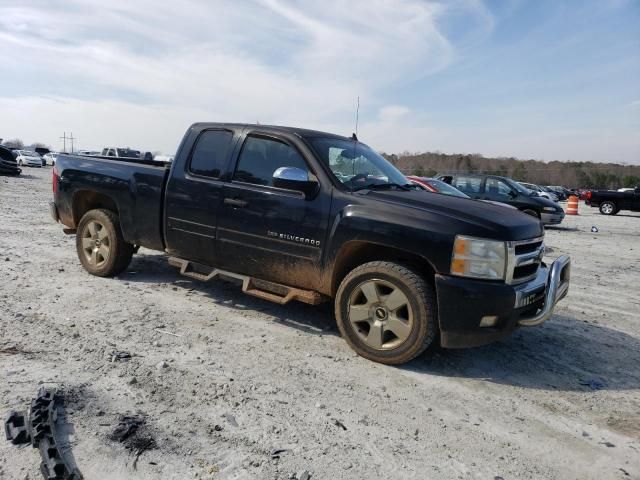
[168,257,325,305]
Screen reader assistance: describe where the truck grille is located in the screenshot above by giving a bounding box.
[506,237,545,285]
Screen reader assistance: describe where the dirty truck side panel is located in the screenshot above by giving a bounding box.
[163,126,243,265]
[55,156,168,251]
[213,128,333,293]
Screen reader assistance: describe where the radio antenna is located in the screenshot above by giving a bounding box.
[354,96,360,139]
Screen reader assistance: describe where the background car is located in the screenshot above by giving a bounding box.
[519,182,559,202]
[546,186,570,200]
[43,152,59,165]
[407,176,518,209]
[0,145,21,175]
[14,150,43,167]
[435,173,565,224]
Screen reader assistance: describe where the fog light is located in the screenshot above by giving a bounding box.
[479,315,499,327]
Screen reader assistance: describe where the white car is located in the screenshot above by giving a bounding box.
[43,152,59,165]
[15,150,43,167]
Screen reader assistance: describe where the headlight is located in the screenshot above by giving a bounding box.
[451,235,507,280]
[543,206,556,212]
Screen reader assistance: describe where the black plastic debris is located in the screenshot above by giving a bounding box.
[110,415,156,454]
[4,411,30,445]
[110,351,132,362]
[110,415,144,443]
[4,387,83,479]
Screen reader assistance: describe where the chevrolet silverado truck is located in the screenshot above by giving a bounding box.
[585,187,640,215]
[50,123,571,365]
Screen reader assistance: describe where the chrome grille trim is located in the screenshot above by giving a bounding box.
[505,236,545,285]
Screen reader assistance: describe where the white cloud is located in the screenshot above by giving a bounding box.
[0,0,464,153]
[378,105,411,123]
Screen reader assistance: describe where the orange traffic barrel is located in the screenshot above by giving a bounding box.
[566,195,579,215]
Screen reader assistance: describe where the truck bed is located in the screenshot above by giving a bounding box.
[54,154,171,251]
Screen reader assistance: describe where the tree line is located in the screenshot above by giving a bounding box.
[384,151,640,189]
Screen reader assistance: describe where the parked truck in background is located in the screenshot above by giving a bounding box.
[585,187,640,215]
[50,123,571,365]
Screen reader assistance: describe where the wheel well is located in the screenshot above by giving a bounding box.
[331,241,436,295]
[72,190,118,226]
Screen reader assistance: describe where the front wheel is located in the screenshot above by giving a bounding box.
[335,261,437,365]
[599,201,616,215]
[75,209,134,277]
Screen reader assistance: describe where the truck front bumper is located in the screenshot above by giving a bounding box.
[435,255,570,348]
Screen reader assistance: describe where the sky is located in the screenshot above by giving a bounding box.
[0,0,638,163]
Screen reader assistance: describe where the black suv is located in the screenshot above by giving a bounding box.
[436,173,564,225]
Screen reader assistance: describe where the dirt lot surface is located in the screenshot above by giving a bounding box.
[1,167,639,480]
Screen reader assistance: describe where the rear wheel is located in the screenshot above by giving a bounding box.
[599,201,616,215]
[75,209,134,277]
[335,261,437,365]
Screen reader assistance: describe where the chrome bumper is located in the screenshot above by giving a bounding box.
[517,255,570,327]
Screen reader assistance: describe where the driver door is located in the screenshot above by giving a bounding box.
[483,177,516,204]
[215,132,330,291]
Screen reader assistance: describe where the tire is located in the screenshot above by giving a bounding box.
[335,261,437,365]
[599,201,616,215]
[75,208,134,277]
[522,209,540,218]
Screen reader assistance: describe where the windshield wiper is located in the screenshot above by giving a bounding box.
[352,183,414,192]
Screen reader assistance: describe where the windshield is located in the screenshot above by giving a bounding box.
[306,137,410,191]
[425,179,470,198]
[507,179,533,194]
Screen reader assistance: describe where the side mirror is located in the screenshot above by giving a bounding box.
[272,166,319,198]
[509,190,518,198]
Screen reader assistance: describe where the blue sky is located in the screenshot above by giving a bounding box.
[0,0,638,163]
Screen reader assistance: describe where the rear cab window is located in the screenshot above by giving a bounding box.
[188,129,235,179]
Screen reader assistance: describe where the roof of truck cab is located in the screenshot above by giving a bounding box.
[190,122,352,141]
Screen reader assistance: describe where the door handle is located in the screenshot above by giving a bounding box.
[224,197,248,208]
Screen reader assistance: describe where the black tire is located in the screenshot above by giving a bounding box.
[335,261,437,365]
[75,208,134,277]
[599,201,616,215]
[522,209,540,218]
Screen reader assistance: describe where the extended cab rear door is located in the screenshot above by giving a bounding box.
[164,127,240,265]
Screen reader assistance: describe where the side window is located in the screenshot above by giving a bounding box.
[107,149,116,157]
[189,130,234,178]
[439,175,453,185]
[453,176,482,194]
[234,135,308,187]
[486,178,513,198]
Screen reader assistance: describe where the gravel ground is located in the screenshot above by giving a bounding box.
[1,167,639,480]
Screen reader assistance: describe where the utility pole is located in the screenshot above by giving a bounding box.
[60,132,67,153]
[59,132,77,153]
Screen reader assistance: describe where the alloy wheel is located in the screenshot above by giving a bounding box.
[347,279,413,350]
[81,221,110,267]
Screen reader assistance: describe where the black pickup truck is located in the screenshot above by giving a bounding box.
[50,123,570,365]
[585,187,640,215]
